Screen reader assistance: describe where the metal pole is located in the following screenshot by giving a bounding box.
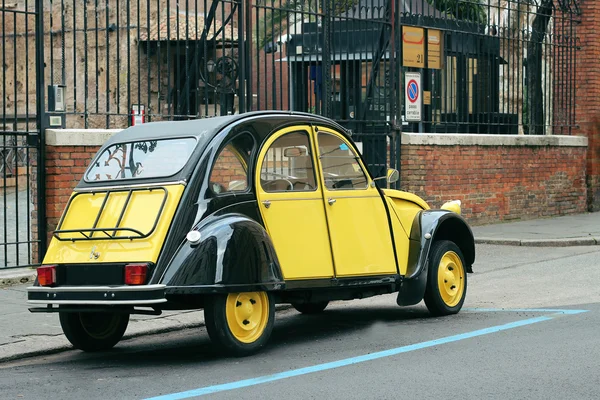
[35,0,47,260]
[238,0,246,113]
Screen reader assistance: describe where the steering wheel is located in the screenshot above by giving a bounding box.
[263,179,294,191]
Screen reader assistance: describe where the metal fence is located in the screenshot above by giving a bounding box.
[0,0,582,267]
[0,1,44,268]
[33,0,581,134]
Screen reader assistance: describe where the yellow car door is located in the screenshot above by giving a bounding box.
[255,126,335,280]
[314,126,397,277]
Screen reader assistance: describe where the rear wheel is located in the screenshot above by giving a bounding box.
[423,240,467,316]
[59,311,129,351]
[292,301,329,314]
[204,291,274,356]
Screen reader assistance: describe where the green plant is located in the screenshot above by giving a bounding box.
[425,0,486,24]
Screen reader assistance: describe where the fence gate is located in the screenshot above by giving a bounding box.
[0,0,45,268]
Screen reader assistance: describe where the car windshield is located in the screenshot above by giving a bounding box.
[85,137,197,182]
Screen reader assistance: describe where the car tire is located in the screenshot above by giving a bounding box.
[59,311,129,352]
[291,301,329,314]
[423,240,467,316]
[204,291,275,356]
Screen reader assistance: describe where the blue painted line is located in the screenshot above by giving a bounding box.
[144,314,560,400]
[463,308,589,315]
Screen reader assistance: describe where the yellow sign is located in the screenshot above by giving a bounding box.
[402,26,425,68]
[423,91,431,105]
[427,29,443,70]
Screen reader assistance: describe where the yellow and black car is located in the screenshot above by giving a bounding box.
[27,111,475,356]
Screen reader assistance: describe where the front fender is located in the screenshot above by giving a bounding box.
[160,214,284,293]
[397,210,475,306]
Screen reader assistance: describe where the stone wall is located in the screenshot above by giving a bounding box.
[0,0,237,130]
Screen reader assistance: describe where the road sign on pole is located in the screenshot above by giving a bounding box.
[405,72,422,122]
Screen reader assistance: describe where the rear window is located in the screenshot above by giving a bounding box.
[85,138,197,182]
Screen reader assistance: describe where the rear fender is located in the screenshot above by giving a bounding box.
[397,210,475,306]
[160,214,284,292]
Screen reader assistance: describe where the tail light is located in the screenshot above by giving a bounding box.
[37,265,57,286]
[125,263,148,285]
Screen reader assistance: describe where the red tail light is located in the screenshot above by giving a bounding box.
[125,263,148,285]
[37,265,57,286]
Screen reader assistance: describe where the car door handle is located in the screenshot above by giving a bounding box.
[328,198,336,205]
[262,200,271,209]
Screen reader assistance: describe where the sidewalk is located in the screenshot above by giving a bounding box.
[472,212,600,247]
[1,211,599,363]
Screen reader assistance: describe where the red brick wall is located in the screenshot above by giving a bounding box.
[400,144,587,225]
[574,1,600,211]
[35,136,587,262]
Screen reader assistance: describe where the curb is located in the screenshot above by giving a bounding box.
[475,237,599,247]
[0,304,294,364]
[0,267,36,288]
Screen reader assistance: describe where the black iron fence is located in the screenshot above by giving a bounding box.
[29,0,581,135]
[0,0,582,267]
[0,1,44,268]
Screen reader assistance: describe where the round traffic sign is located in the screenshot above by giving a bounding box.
[407,79,419,103]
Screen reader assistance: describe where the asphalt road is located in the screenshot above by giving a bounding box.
[1,244,599,400]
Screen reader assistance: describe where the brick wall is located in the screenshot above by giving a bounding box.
[35,129,588,263]
[400,134,588,225]
[574,1,600,211]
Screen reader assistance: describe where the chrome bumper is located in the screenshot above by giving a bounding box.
[27,284,167,305]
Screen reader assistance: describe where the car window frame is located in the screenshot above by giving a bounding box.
[315,130,371,192]
[83,136,198,184]
[259,129,320,194]
[207,131,256,197]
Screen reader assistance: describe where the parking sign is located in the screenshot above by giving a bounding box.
[405,72,422,122]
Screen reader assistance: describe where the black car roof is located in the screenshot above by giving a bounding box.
[102,111,347,148]
[76,111,351,189]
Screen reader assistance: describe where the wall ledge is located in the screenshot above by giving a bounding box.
[401,133,588,147]
[46,129,123,146]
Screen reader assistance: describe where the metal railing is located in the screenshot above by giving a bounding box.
[0,0,43,268]
[0,0,582,267]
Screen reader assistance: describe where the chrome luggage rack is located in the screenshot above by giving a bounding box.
[53,187,168,241]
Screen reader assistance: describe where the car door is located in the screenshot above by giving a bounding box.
[314,126,397,277]
[255,126,335,280]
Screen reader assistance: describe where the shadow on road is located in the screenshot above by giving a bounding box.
[12,305,436,367]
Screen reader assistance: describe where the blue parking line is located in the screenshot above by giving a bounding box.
[463,308,589,315]
[144,308,587,400]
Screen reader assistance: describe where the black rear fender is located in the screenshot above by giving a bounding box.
[159,214,284,293]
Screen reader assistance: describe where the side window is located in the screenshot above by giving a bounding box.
[209,133,254,194]
[260,131,317,193]
[317,132,369,190]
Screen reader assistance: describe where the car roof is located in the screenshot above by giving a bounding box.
[102,111,347,148]
[75,111,352,189]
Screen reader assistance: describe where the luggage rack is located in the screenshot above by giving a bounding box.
[53,187,168,242]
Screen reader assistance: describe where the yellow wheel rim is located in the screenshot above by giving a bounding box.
[437,251,465,307]
[225,292,269,344]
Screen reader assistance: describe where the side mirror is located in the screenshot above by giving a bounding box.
[372,168,400,185]
[386,168,399,183]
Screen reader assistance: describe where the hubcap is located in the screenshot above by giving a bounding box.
[225,292,269,344]
[437,251,465,307]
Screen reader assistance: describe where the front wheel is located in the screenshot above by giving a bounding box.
[59,311,129,352]
[423,240,467,316]
[204,291,275,356]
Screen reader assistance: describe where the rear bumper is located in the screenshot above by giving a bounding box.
[27,284,167,306]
